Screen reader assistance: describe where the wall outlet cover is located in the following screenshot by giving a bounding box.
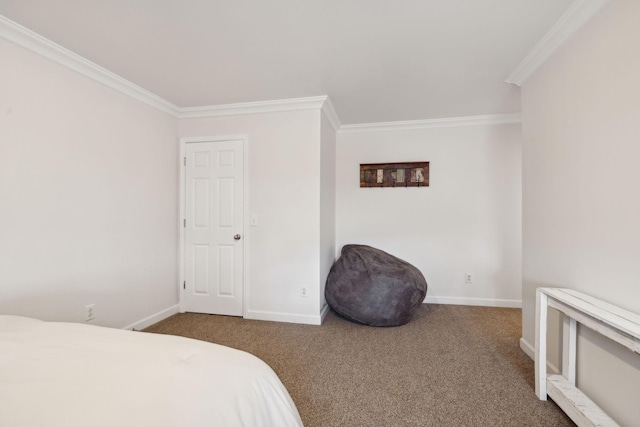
[85,304,95,321]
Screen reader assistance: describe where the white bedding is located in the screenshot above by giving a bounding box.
[0,315,303,427]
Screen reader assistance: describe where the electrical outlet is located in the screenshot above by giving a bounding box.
[300,287,308,297]
[85,304,95,321]
[465,273,473,284]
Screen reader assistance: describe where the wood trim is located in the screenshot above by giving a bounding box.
[321,96,341,133]
[505,0,612,86]
[122,304,179,331]
[177,96,329,119]
[1,14,524,133]
[0,15,180,117]
[245,309,323,326]
[338,114,521,134]
[520,337,561,373]
[1,15,338,121]
[425,296,522,308]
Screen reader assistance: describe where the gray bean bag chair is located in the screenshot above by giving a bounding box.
[325,245,427,326]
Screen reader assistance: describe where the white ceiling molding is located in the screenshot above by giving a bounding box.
[320,97,341,133]
[338,113,521,134]
[0,15,180,117]
[1,14,337,123]
[177,96,329,119]
[505,0,611,86]
[1,13,522,134]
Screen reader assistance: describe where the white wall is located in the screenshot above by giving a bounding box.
[521,1,640,425]
[179,110,326,324]
[0,39,179,329]
[319,114,337,314]
[336,124,522,306]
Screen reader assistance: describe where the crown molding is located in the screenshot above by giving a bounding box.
[2,14,521,133]
[0,15,181,117]
[320,96,341,133]
[338,113,521,134]
[177,96,330,119]
[505,0,611,86]
[0,15,334,121]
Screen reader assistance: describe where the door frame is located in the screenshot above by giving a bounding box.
[178,135,249,317]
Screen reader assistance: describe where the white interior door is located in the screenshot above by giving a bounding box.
[184,139,244,316]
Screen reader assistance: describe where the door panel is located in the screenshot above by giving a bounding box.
[184,140,243,316]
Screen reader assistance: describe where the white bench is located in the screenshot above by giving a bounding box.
[535,288,640,427]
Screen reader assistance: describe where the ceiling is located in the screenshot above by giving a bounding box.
[0,0,574,124]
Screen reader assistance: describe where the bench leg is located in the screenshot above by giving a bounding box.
[535,289,548,400]
[562,316,577,385]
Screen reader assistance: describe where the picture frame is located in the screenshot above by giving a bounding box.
[359,162,429,188]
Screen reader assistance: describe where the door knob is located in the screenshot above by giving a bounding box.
[234,234,241,241]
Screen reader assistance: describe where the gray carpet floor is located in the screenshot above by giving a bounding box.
[144,304,574,426]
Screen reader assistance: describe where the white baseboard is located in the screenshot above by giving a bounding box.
[245,309,323,325]
[519,337,560,374]
[424,296,522,308]
[123,304,179,331]
[520,336,535,359]
[320,303,330,323]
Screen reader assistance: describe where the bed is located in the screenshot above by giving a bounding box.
[0,315,304,427]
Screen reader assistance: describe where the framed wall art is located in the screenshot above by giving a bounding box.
[360,162,429,188]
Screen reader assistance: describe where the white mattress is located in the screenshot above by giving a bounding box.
[0,315,303,427]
